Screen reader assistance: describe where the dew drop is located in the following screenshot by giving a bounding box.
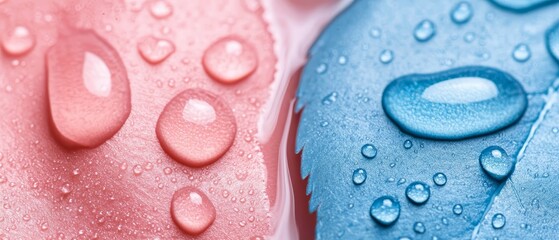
[137,36,175,64]
[338,55,347,65]
[432,172,447,186]
[60,183,72,194]
[405,181,430,205]
[47,31,131,148]
[352,168,367,185]
[479,146,516,181]
[133,164,143,175]
[171,186,216,235]
[451,2,473,24]
[413,222,426,234]
[453,204,463,215]
[149,0,173,19]
[379,49,394,64]
[512,43,531,62]
[464,32,476,43]
[2,26,35,56]
[361,144,377,159]
[382,66,527,140]
[492,213,506,229]
[316,63,328,74]
[547,22,559,62]
[414,20,436,42]
[370,28,381,38]
[156,89,236,167]
[370,195,400,226]
[403,140,413,149]
[202,36,257,84]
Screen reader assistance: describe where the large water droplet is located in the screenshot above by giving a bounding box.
[512,43,531,62]
[361,144,377,159]
[149,0,173,19]
[352,168,367,185]
[405,181,430,205]
[489,0,556,12]
[156,89,237,167]
[382,66,527,140]
[137,36,175,64]
[413,20,436,42]
[202,36,257,84]
[479,146,516,181]
[47,31,131,148]
[546,22,559,62]
[432,172,447,186]
[451,2,473,24]
[2,26,35,56]
[370,196,400,226]
[491,213,506,229]
[413,222,426,234]
[171,186,216,235]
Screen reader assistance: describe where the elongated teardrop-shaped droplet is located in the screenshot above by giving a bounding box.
[156,89,236,167]
[489,0,558,12]
[203,36,257,84]
[479,146,516,181]
[547,22,559,62]
[47,31,131,148]
[382,66,527,140]
[450,2,473,24]
[137,36,175,64]
[413,20,436,42]
[171,186,216,235]
[405,181,430,205]
[2,26,35,56]
[370,196,400,226]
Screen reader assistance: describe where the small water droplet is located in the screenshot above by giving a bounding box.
[464,32,476,43]
[338,56,347,65]
[133,164,143,175]
[370,195,400,226]
[453,204,463,215]
[479,146,516,181]
[405,181,430,205]
[156,89,237,167]
[137,36,175,64]
[2,26,35,56]
[60,183,72,194]
[171,186,216,235]
[41,222,49,231]
[361,144,377,159]
[492,213,506,229]
[316,63,328,74]
[202,36,257,84]
[321,92,338,105]
[352,168,367,185]
[433,172,447,186]
[149,0,173,19]
[163,167,172,175]
[512,43,531,62]
[414,20,436,42]
[379,49,394,64]
[547,22,559,62]
[413,222,426,234]
[451,2,473,24]
[370,28,381,38]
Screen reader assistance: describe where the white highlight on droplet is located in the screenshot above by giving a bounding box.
[182,99,217,125]
[82,52,112,97]
[422,77,498,104]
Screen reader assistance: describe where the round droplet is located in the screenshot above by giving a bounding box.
[202,36,257,84]
[352,168,367,185]
[137,36,175,64]
[491,213,506,229]
[379,49,394,64]
[414,20,436,42]
[405,181,430,205]
[149,0,173,19]
[361,144,377,159]
[464,32,476,43]
[2,26,35,56]
[382,66,527,140]
[451,2,473,24]
[432,172,447,186]
[479,146,516,181]
[171,186,216,235]
[60,183,72,194]
[47,31,131,148]
[453,204,463,215]
[316,63,328,74]
[512,43,531,62]
[370,196,400,226]
[403,140,413,149]
[547,22,559,62]
[413,222,426,234]
[156,89,237,167]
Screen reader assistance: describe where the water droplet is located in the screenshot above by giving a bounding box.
[403,140,413,149]
[352,168,367,185]
[2,26,35,56]
[453,204,463,215]
[338,56,347,65]
[379,49,394,64]
[382,66,527,140]
[405,181,430,205]
[479,146,516,181]
[171,186,216,235]
[370,195,400,226]
[316,63,328,74]
[414,20,436,42]
[133,164,143,175]
[361,144,377,159]
[202,36,257,84]
[492,213,506,229]
[464,32,476,43]
[60,183,72,194]
[547,22,559,62]
[512,43,531,62]
[47,31,131,148]
[137,36,175,64]
[322,92,338,105]
[432,172,447,186]
[41,222,49,231]
[451,2,473,24]
[413,222,426,234]
[370,27,381,38]
[156,89,236,167]
[149,0,173,19]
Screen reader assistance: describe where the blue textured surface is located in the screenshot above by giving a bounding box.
[548,22,559,63]
[295,0,559,239]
